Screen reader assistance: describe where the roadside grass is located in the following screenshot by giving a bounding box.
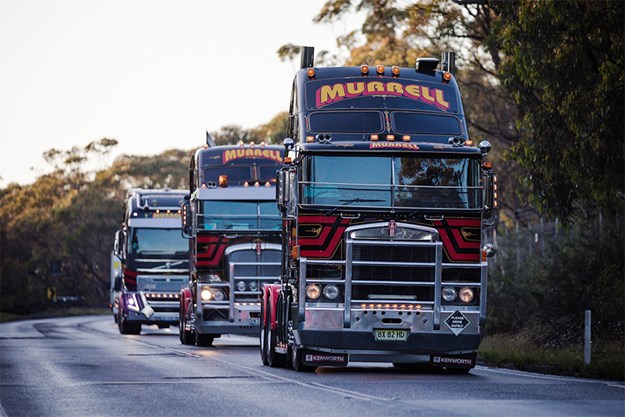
[478,333,624,381]
[0,307,110,323]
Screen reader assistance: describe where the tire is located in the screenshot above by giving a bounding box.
[179,310,194,345]
[260,300,269,366]
[118,311,141,335]
[195,331,214,347]
[266,301,286,368]
[291,345,316,373]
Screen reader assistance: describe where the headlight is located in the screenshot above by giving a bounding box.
[306,284,321,300]
[125,293,141,312]
[212,289,226,301]
[236,281,247,292]
[323,284,340,300]
[459,287,474,303]
[200,287,212,301]
[248,281,258,292]
[442,287,457,302]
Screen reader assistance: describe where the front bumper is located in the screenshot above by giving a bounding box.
[294,307,482,363]
[194,302,260,335]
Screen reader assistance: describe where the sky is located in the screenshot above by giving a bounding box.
[0,0,360,187]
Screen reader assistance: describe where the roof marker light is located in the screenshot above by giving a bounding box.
[391,66,400,77]
[402,135,411,142]
[376,65,385,75]
[243,182,249,187]
[443,72,452,83]
[307,68,316,78]
[361,65,369,76]
[370,134,379,141]
[387,135,395,141]
[306,136,314,143]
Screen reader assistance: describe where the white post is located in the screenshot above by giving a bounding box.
[584,310,591,366]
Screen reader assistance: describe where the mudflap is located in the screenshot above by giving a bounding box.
[430,352,476,369]
[301,349,348,367]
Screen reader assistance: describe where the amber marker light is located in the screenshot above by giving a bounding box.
[443,72,452,83]
[307,68,316,78]
[483,161,493,169]
[306,136,314,143]
[376,65,385,75]
[391,66,400,77]
[387,135,395,141]
[361,65,369,76]
[291,245,300,260]
[402,135,411,142]
[370,134,379,141]
[219,175,228,188]
[465,139,474,146]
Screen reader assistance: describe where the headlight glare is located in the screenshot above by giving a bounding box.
[323,284,340,300]
[200,287,212,301]
[442,287,457,302]
[459,287,474,303]
[306,284,321,300]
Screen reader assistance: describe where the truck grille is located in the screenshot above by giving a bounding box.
[227,243,281,303]
[349,240,441,305]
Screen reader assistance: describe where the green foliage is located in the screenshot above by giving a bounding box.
[488,217,624,347]
[493,0,625,221]
[0,140,190,314]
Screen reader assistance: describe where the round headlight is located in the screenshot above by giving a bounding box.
[200,287,212,301]
[442,287,457,302]
[459,287,474,303]
[248,281,258,292]
[323,284,340,300]
[212,289,225,302]
[306,284,321,300]
[236,281,247,292]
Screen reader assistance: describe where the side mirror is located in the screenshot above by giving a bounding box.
[113,276,122,292]
[482,165,497,225]
[277,168,290,209]
[181,198,193,238]
[114,229,125,260]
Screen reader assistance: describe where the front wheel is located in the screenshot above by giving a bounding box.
[117,311,141,335]
[195,331,215,347]
[291,345,316,373]
[266,301,286,368]
[260,299,269,366]
[179,310,194,345]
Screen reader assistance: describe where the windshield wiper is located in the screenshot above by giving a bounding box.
[325,198,385,215]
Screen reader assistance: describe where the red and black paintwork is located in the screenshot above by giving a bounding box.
[296,213,481,263]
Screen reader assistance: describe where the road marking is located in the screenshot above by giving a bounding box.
[476,366,625,388]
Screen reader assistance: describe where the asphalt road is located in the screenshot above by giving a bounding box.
[1,315,623,417]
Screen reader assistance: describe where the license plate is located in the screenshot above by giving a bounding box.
[249,317,260,325]
[374,329,409,341]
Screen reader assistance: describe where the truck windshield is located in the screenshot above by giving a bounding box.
[301,155,481,210]
[307,111,462,136]
[199,201,280,231]
[129,228,188,257]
